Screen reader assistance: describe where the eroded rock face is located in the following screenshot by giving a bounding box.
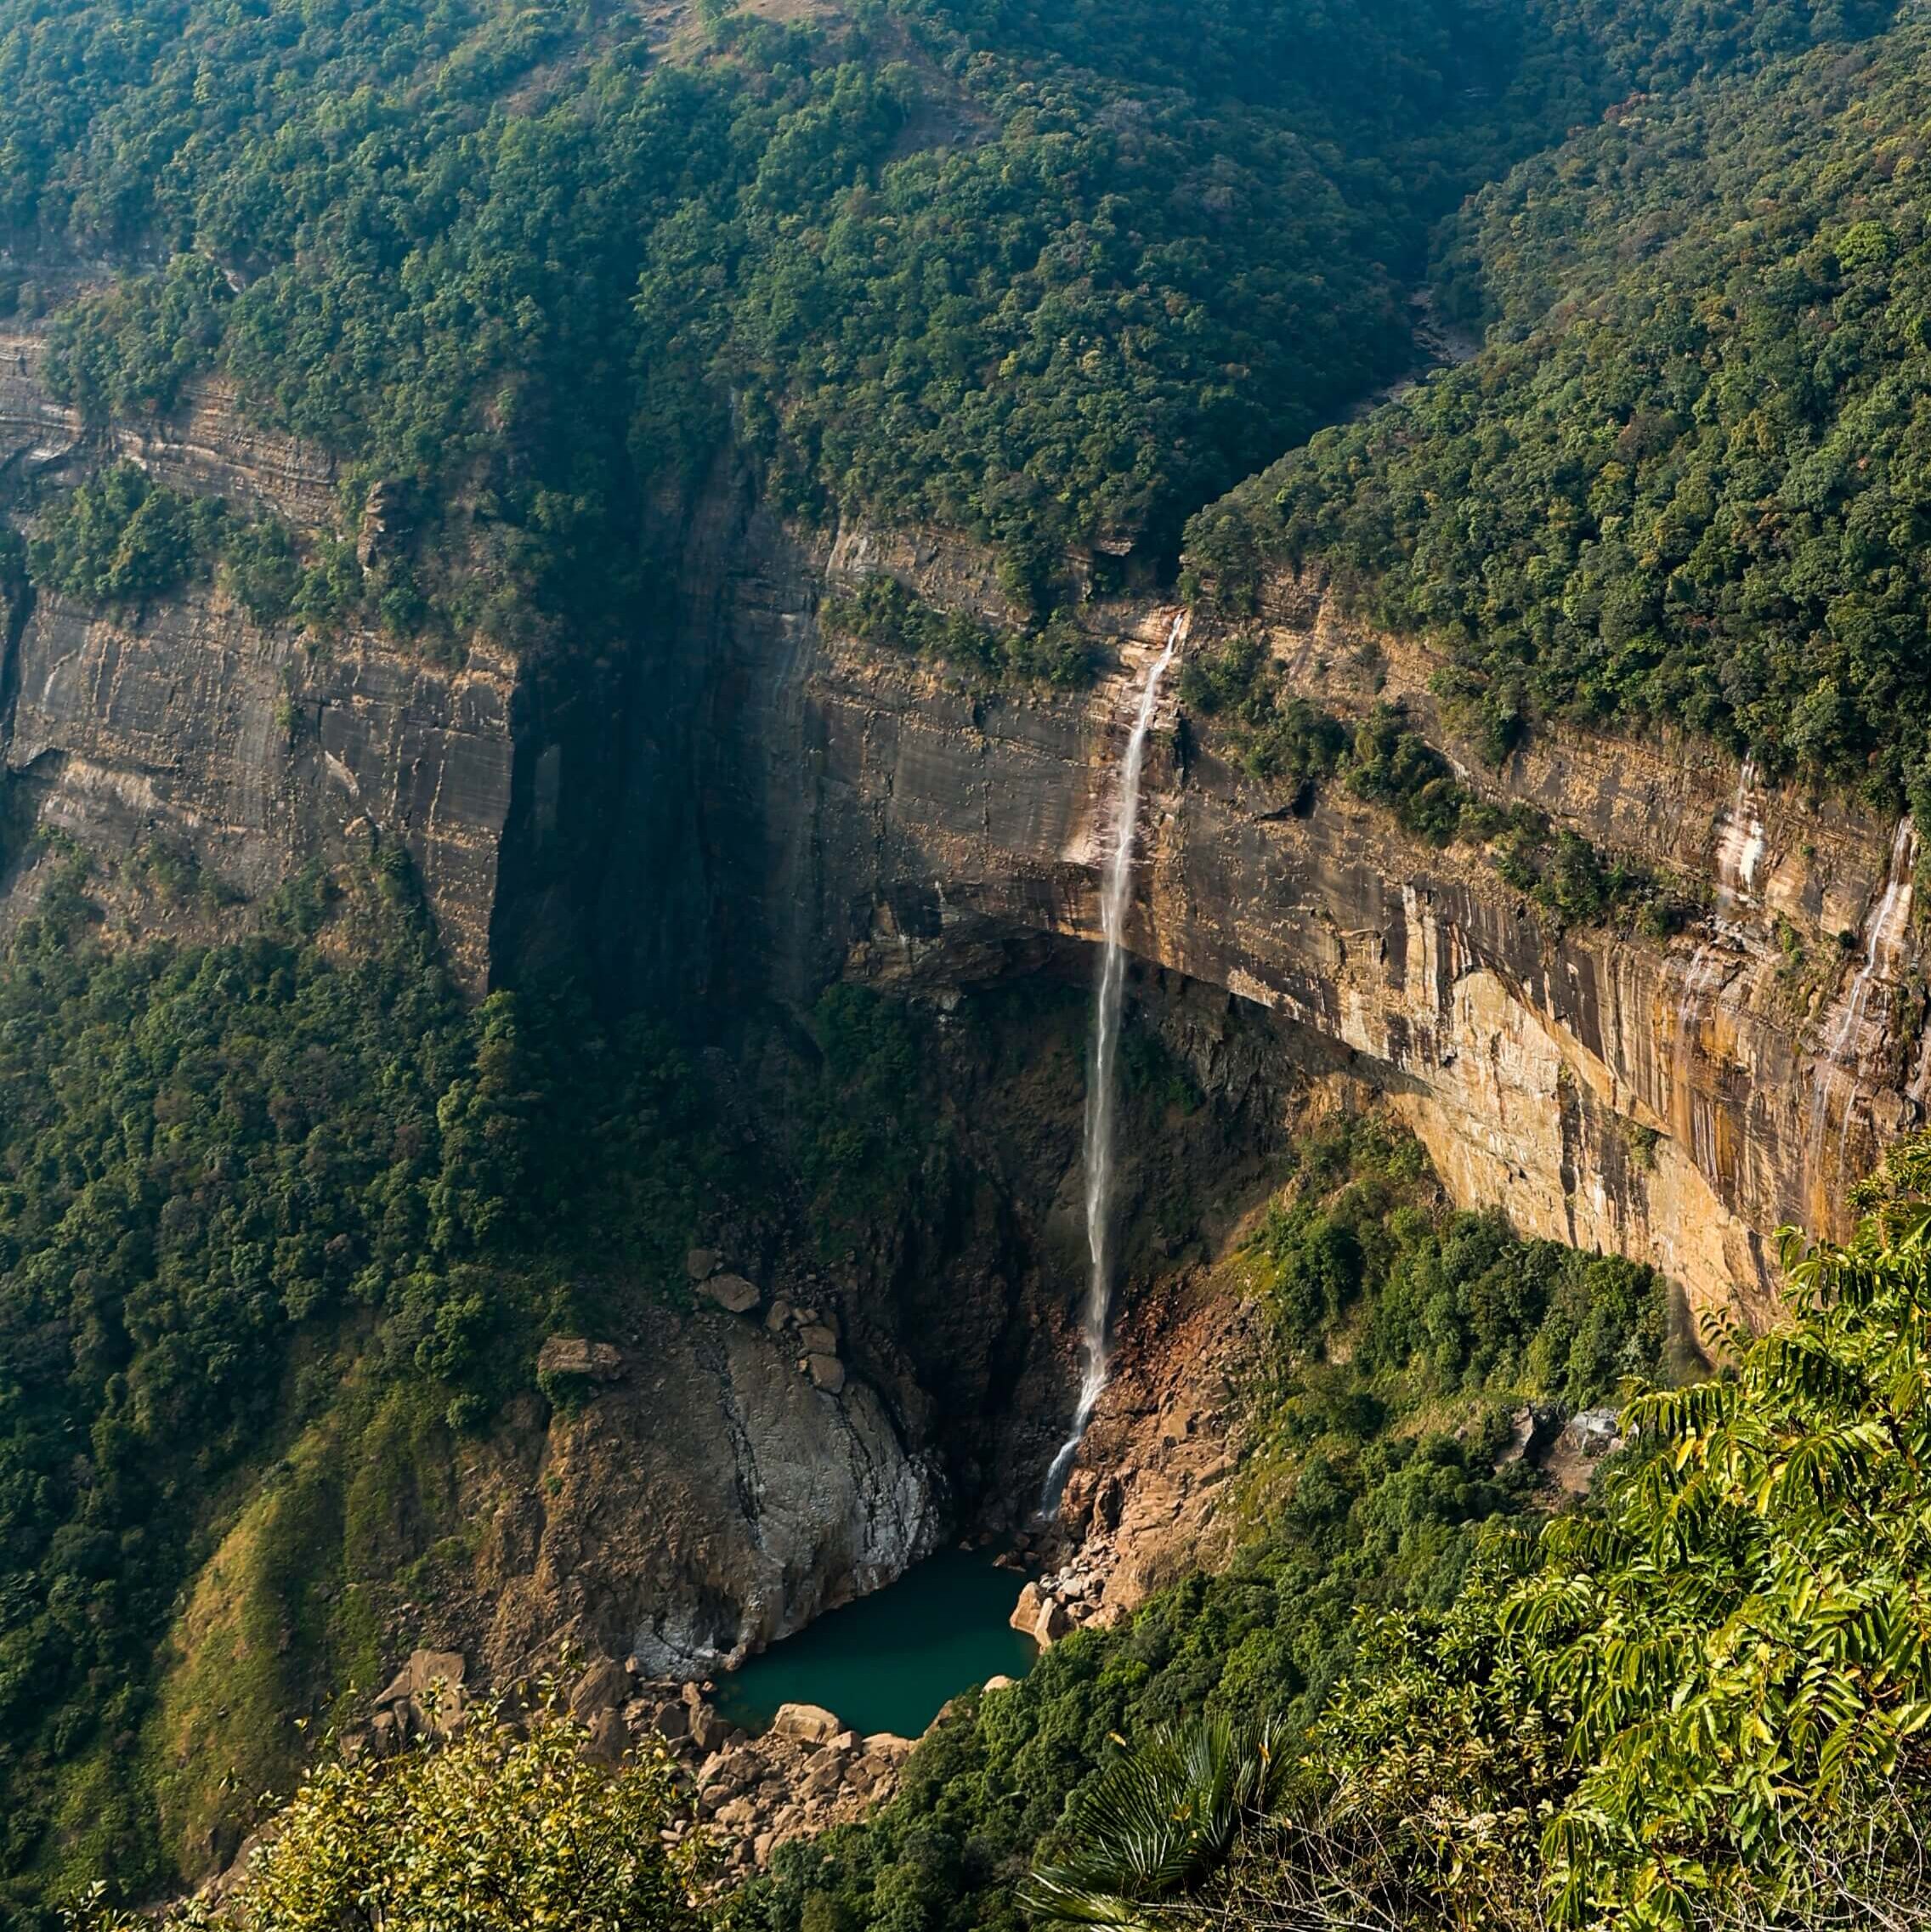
[5,310,1918,1317]
[686,511,1929,1328]
[473,1310,942,1680]
[0,329,519,991]
[2,584,516,990]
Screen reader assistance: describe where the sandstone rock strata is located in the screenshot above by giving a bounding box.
[689,529,1930,1323]
[0,581,516,992]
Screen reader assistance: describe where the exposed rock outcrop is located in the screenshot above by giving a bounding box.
[683,507,1929,1326]
[1,582,517,990]
[473,1310,943,1679]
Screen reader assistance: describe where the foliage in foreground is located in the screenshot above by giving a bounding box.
[1031,1148,1931,1930]
[74,1700,708,1932]
[1017,1715,1283,1929]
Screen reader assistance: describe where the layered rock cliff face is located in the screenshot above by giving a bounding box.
[9,308,1919,1324]
[0,328,517,990]
[684,507,1930,1329]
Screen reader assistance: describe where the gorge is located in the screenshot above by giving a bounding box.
[3,0,1931,1923]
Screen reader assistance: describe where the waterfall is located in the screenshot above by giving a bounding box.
[1039,612,1187,1516]
[1712,760,1765,905]
[1806,816,1917,1188]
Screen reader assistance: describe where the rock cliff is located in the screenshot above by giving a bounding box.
[8,309,1919,1320]
[0,327,517,990]
[684,507,1930,1329]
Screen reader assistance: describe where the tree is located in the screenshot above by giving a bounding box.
[72,1699,711,1932]
[1506,1204,1931,1927]
[1020,1714,1283,1929]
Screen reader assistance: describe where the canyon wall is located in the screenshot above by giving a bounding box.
[11,337,1931,1884]
[688,513,1930,1329]
[4,325,1925,1324]
[0,328,518,991]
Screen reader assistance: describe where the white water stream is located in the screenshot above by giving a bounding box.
[1806,816,1917,1186]
[1039,612,1186,1515]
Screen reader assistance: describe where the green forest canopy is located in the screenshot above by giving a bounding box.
[0,0,1885,646]
[7,0,1931,1924]
[1186,11,1931,803]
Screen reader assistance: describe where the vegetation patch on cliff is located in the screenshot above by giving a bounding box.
[1180,634,1696,935]
[27,462,366,636]
[823,575,1094,692]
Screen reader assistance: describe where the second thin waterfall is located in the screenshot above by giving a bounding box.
[1040,611,1187,1515]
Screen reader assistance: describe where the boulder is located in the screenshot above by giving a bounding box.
[585,1708,628,1762]
[800,1323,839,1355]
[704,1273,762,1315]
[536,1336,625,1381]
[773,1702,843,1748]
[1032,1597,1071,1646]
[1009,1582,1045,1635]
[864,1732,915,1764]
[807,1353,847,1395]
[1498,1403,1562,1468]
[1566,1408,1623,1457]
[374,1648,467,1708]
[374,1648,467,1733]
[569,1656,630,1720]
[765,1300,795,1332]
[982,1674,1016,1693]
[690,1702,728,1754]
[686,1248,720,1281]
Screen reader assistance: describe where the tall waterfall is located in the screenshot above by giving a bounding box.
[1040,611,1186,1516]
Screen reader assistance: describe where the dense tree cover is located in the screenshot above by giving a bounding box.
[0,0,1560,634]
[0,854,718,1916]
[823,576,1093,690]
[1178,635,1693,933]
[80,1697,709,1932]
[728,1119,1671,1932]
[2,0,1883,643]
[1187,13,1931,802]
[25,462,362,632]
